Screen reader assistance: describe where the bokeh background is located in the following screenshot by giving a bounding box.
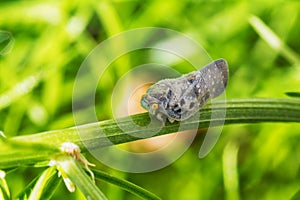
[1,0,300,199]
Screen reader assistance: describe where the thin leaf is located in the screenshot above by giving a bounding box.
[0,73,42,110]
[0,170,10,200]
[222,141,240,200]
[94,169,161,200]
[16,167,61,200]
[0,98,299,169]
[28,166,57,200]
[55,155,107,200]
[249,15,300,66]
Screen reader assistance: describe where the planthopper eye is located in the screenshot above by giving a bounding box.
[151,103,159,110]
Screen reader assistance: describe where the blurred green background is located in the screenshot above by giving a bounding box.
[1,0,300,199]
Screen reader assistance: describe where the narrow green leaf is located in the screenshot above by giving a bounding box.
[94,169,161,200]
[55,155,107,200]
[0,139,59,169]
[0,98,299,169]
[0,184,10,200]
[28,166,57,200]
[0,73,41,110]
[16,166,60,200]
[222,141,240,200]
[0,170,10,200]
[249,15,300,66]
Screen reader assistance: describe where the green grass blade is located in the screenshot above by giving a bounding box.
[0,98,299,169]
[94,169,161,200]
[0,73,41,110]
[55,155,107,200]
[249,15,300,66]
[0,170,10,200]
[16,166,60,200]
[222,141,240,200]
